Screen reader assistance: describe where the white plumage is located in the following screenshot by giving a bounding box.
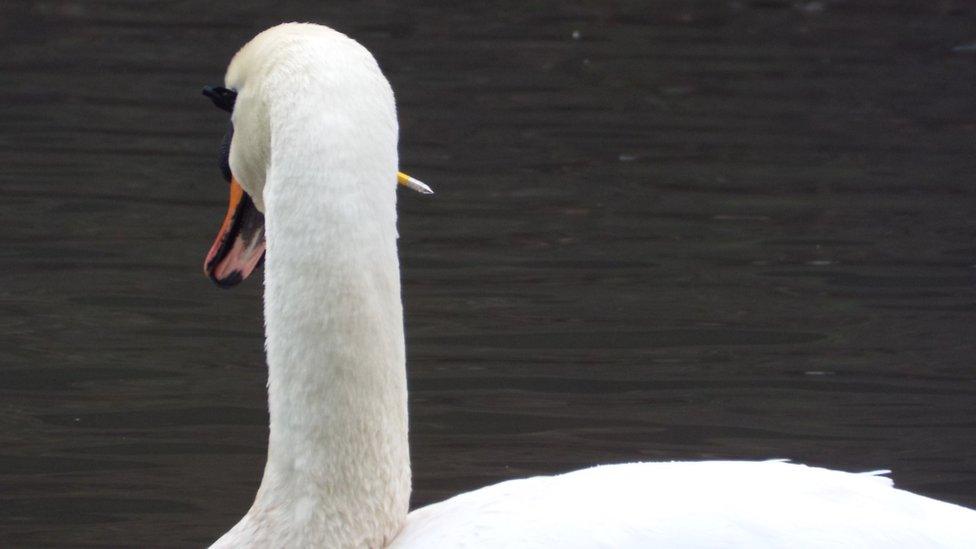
[395,461,976,548]
[206,22,976,548]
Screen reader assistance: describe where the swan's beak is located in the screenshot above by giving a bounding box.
[204,177,266,288]
[397,172,434,194]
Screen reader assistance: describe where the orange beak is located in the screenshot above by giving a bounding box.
[203,177,266,288]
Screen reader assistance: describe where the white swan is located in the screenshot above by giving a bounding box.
[200,23,976,548]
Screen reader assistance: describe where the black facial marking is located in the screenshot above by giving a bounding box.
[202,85,237,113]
[203,85,237,184]
[219,121,234,183]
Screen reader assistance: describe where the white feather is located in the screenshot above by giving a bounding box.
[395,461,976,548]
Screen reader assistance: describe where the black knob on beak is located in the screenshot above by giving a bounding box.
[202,85,237,113]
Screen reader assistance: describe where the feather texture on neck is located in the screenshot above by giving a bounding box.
[211,23,409,549]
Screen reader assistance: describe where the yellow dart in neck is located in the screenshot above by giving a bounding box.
[397,172,434,194]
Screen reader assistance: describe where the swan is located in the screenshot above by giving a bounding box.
[200,23,976,548]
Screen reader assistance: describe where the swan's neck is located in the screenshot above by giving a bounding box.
[229,85,409,547]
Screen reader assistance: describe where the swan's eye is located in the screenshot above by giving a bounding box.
[202,85,237,113]
[219,122,234,182]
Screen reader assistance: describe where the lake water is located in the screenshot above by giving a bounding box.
[1,1,974,546]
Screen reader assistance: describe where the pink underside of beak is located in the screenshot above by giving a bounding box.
[204,178,266,288]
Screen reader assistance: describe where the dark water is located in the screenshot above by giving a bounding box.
[2,0,975,546]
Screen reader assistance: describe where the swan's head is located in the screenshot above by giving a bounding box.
[200,23,431,288]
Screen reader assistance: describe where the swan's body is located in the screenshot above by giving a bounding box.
[395,461,976,548]
[203,23,976,548]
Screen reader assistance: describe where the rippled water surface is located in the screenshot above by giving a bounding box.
[2,1,975,546]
